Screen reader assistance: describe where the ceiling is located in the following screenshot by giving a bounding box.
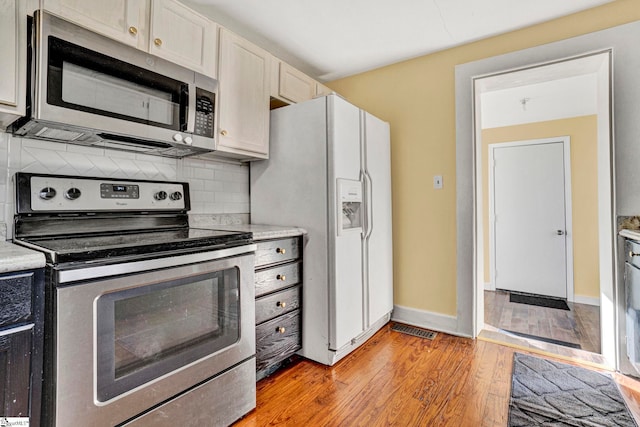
[182,0,614,82]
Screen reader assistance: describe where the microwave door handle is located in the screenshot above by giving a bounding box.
[185,83,195,133]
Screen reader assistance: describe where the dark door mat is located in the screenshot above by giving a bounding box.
[509,292,570,310]
[509,353,638,427]
[502,329,581,349]
[391,323,437,340]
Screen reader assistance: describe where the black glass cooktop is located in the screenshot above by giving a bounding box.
[17,228,253,264]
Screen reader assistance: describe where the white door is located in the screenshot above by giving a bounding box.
[492,141,568,298]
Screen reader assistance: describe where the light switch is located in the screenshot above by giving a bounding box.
[434,175,443,189]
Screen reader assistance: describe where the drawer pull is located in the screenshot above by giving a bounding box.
[277,301,286,308]
[277,326,286,334]
[630,251,640,258]
[276,247,286,254]
[154,38,163,47]
[128,26,138,36]
[276,274,286,281]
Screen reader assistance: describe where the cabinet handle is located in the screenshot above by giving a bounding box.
[277,301,286,308]
[276,274,286,281]
[277,326,286,334]
[630,251,640,258]
[276,248,286,255]
[128,26,138,36]
[154,38,163,47]
[220,129,228,136]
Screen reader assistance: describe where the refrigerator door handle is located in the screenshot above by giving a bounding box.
[364,170,374,240]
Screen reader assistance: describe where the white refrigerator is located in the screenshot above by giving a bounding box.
[251,94,393,365]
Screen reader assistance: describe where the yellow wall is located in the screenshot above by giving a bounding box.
[481,117,600,300]
[328,0,640,316]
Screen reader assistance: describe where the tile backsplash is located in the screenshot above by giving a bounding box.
[0,133,250,239]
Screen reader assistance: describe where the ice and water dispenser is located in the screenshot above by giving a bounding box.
[337,179,363,235]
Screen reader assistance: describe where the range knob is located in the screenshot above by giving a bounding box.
[39,187,57,200]
[154,191,168,201]
[65,187,81,200]
[169,191,183,201]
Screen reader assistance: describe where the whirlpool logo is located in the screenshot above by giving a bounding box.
[0,418,30,427]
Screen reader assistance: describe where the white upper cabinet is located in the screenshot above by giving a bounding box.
[42,0,149,50]
[149,0,217,77]
[316,82,333,97]
[276,62,315,104]
[42,0,217,77]
[215,28,270,159]
[0,0,26,127]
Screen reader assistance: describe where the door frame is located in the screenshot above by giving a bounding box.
[488,137,574,301]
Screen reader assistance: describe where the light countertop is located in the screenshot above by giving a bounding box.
[620,229,640,241]
[0,240,46,274]
[196,224,307,241]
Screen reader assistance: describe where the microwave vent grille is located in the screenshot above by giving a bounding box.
[35,126,86,142]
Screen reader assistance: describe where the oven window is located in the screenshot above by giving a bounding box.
[96,268,240,401]
[47,36,187,131]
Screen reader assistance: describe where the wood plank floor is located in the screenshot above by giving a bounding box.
[234,324,640,426]
[484,290,601,353]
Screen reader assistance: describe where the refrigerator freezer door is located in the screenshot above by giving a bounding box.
[363,111,394,327]
[328,95,364,351]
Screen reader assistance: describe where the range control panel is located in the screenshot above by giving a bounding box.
[21,174,189,212]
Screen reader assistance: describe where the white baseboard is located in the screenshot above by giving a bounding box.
[573,295,600,306]
[391,304,470,338]
[484,282,494,291]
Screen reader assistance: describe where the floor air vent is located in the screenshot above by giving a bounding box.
[391,323,437,340]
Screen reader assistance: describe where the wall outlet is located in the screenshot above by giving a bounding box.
[434,175,443,189]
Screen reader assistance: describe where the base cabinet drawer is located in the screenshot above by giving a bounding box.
[255,310,301,372]
[0,272,34,329]
[255,238,300,267]
[256,285,301,324]
[255,261,301,297]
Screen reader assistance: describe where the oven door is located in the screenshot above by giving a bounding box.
[53,246,255,426]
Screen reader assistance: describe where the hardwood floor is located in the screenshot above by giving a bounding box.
[234,324,640,426]
[484,290,601,353]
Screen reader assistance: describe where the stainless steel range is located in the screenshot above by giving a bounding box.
[13,172,256,427]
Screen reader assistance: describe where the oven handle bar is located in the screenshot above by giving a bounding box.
[57,244,257,284]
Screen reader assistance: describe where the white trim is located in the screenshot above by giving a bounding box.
[488,137,574,302]
[574,295,601,306]
[484,282,494,291]
[391,305,471,338]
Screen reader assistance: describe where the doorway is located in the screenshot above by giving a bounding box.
[473,51,612,363]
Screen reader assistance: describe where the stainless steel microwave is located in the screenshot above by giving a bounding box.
[10,11,218,158]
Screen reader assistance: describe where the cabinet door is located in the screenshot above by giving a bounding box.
[278,62,315,104]
[217,28,270,157]
[43,0,148,49]
[0,327,32,418]
[0,0,26,126]
[149,0,217,77]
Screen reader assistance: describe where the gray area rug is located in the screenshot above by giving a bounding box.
[509,353,638,426]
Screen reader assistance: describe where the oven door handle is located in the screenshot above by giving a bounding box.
[56,244,257,284]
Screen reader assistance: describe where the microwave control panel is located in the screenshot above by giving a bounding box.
[194,88,215,138]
